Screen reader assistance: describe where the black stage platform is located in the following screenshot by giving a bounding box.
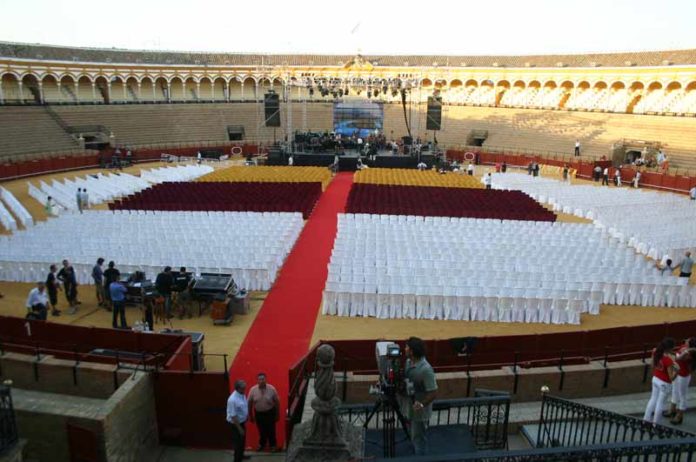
[364,424,476,458]
[266,149,438,171]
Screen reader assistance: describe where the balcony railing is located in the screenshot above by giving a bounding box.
[0,384,18,455]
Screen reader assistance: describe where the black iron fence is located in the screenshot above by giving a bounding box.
[537,393,694,448]
[0,384,18,455]
[374,438,696,461]
[337,390,511,451]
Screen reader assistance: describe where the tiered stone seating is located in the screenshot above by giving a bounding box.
[0,106,79,159]
[354,168,483,188]
[198,165,332,189]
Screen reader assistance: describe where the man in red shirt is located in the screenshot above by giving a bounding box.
[247,372,280,452]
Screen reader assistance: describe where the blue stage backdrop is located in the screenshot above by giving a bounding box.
[333,99,384,138]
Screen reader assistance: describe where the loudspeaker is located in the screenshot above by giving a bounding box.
[426,96,442,131]
[264,93,281,127]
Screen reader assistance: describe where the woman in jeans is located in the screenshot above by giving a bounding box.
[644,337,679,425]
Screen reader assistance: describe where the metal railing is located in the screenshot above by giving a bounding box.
[374,438,696,461]
[337,390,510,451]
[537,393,694,449]
[0,384,18,455]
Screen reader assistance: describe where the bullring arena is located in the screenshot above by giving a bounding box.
[1,31,696,462]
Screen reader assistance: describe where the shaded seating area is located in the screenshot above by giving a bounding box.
[346,183,556,221]
[109,181,323,219]
[198,166,332,189]
[354,168,484,188]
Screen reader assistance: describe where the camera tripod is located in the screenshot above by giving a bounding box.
[364,391,411,458]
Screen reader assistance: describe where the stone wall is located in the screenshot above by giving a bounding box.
[0,351,132,399]
[10,371,158,462]
[102,373,159,462]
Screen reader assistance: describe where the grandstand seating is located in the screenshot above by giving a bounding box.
[322,214,696,323]
[199,165,332,188]
[0,211,304,290]
[2,103,696,170]
[110,181,323,218]
[346,183,556,221]
[0,106,79,158]
[490,173,696,261]
[354,168,483,188]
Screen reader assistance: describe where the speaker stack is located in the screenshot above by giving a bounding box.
[426,96,442,131]
[263,92,281,127]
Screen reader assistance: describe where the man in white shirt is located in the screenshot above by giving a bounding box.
[484,173,493,189]
[602,167,610,186]
[76,188,83,213]
[467,163,474,176]
[197,151,202,164]
[26,282,49,320]
[657,150,666,165]
[574,140,580,156]
[690,186,696,201]
[417,161,427,171]
[226,379,249,462]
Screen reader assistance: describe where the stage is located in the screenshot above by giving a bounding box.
[266,148,439,171]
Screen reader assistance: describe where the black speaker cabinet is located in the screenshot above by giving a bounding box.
[426,96,442,131]
[264,93,281,127]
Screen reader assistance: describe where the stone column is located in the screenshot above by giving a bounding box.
[56,82,62,103]
[91,82,97,104]
[286,344,360,462]
[38,82,44,104]
[166,82,172,103]
[17,81,24,103]
[240,81,245,101]
[196,81,201,101]
[0,79,4,104]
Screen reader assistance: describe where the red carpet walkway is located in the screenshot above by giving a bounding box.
[228,172,354,448]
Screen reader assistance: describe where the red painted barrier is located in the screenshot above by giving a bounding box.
[447,150,695,194]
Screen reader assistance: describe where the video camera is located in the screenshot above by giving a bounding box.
[372,342,413,398]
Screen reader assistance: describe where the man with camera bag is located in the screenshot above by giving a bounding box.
[404,337,438,456]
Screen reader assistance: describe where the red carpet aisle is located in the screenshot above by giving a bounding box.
[228,172,354,449]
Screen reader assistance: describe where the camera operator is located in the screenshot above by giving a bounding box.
[404,336,438,456]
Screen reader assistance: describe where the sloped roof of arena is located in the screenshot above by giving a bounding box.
[2,41,696,68]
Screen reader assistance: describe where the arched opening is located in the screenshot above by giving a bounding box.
[593,81,608,90]
[139,76,154,103]
[41,75,60,103]
[666,81,682,92]
[199,77,213,101]
[464,79,478,88]
[228,78,243,100]
[183,77,197,101]
[242,77,256,100]
[544,81,558,89]
[124,76,139,102]
[528,80,541,90]
[611,82,626,91]
[153,77,168,102]
[213,77,227,101]
[496,80,511,90]
[0,73,21,103]
[21,74,42,103]
[647,82,663,91]
[169,76,185,101]
[77,75,94,103]
[686,81,696,91]
[421,78,433,88]
[513,80,526,89]
[450,79,462,88]
[630,81,645,92]
[94,75,110,103]
[60,75,78,103]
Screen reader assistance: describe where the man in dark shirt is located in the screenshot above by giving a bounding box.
[155,266,174,318]
[103,261,120,310]
[45,264,61,316]
[57,259,79,314]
